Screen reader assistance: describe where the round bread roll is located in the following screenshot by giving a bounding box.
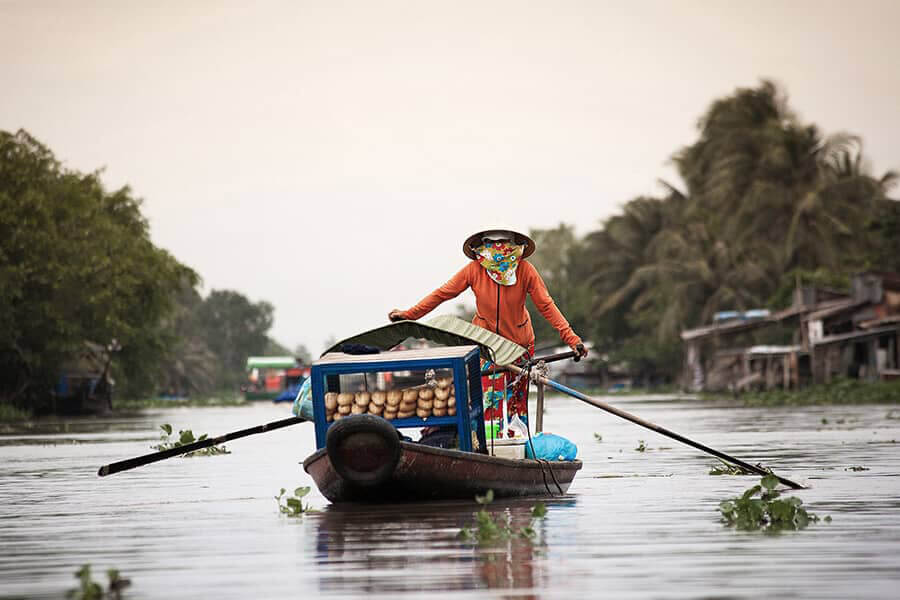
[368,402,383,414]
[399,399,417,412]
[436,377,451,389]
[333,413,344,421]
[383,410,398,420]
[386,391,402,406]
[434,388,450,401]
[325,392,339,410]
[448,406,456,416]
[433,408,447,417]
[433,398,447,409]
[402,389,419,403]
[326,413,334,422]
[416,407,431,418]
[448,396,456,408]
[397,409,415,419]
[418,388,434,401]
[371,391,386,406]
[338,404,351,415]
[337,392,354,407]
[355,392,370,407]
[417,398,433,410]
[351,404,365,414]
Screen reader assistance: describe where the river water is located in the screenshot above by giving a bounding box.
[1,395,899,599]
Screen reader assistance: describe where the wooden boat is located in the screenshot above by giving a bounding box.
[303,415,582,503]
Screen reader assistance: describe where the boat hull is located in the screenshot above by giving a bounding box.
[303,441,582,503]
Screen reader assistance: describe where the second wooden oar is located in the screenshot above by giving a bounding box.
[508,364,806,490]
[98,415,305,477]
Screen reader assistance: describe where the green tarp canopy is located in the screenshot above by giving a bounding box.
[322,315,527,366]
[246,356,297,369]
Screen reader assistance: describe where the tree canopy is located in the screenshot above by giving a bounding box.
[526,81,898,382]
[0,130,195,406]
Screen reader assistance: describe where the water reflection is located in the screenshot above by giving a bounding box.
[310,499,571,596]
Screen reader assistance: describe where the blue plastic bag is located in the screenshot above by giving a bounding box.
[291,377,314,420]
[525,433,578,461]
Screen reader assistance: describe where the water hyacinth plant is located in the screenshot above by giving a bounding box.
[66,564,130,600]
[458,489,548,545]
[275,487,315,517]
[152,424,230,456]
[709,459,753,476]
[719,474,829,532]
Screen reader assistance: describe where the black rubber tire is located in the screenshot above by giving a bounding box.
[326,414,401,487]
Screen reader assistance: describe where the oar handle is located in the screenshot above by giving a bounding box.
[507,365,806,490]
[98,416,304,477]
[535,350,579,364]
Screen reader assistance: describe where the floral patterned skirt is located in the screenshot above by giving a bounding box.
[481,345,534,439]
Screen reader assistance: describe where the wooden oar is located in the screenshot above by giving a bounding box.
[98,416,304,477]
[507,364,806,490]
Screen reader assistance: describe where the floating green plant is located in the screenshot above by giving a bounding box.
[66,564,130,600]
[635,440,647,452]
[458,489,547,545]
[709,459,752,476]
[275,487,314,517]
[719,474,827,532]
[152,424,230,456]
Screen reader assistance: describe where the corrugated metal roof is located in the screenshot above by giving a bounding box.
[811,325,899,347]
[321,315,527,365]
[246,356,297,369]
[315,345,480,365]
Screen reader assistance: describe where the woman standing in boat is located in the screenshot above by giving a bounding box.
[388,229,587,437]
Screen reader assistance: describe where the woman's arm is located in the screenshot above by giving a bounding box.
[525,262,585,353]
[390,263,473,321]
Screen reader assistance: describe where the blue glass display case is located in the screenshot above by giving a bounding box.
[310,345,486,453]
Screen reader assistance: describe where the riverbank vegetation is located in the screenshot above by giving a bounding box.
[0,130,287,416]
[527,81,899,385]
[711,378,900,407]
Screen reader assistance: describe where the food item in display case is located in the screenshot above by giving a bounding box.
[433,408,447,417]
[338,404,351,415]
[368,402,383,415]
[434,387,450,401]
[436,377,452,389]
[386,391,402,407]
[383,409,398,420]
[333,413,344,421]
[402,389,418,403]
[371,391,386,407]
[448,405,456,416]
[355,392,370,407]
[325,392,339,411]
[337,393,354,407]
[418,388,434,401]
[433,398,447,409]
[351,404,365,414]
[397,409,415,419]
[415,407,430,419]
[417,397,433,410]
[448,395,456,408]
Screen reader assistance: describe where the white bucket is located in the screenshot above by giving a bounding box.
[489,438,526,460]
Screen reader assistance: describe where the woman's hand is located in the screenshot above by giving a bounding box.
[573,342,588,360]
[388,309,405,322]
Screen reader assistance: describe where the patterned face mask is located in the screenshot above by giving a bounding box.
[474,241,525,285]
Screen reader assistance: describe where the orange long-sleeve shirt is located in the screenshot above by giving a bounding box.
[397,260,582,351]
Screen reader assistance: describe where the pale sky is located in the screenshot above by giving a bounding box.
[2,1,898,354]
